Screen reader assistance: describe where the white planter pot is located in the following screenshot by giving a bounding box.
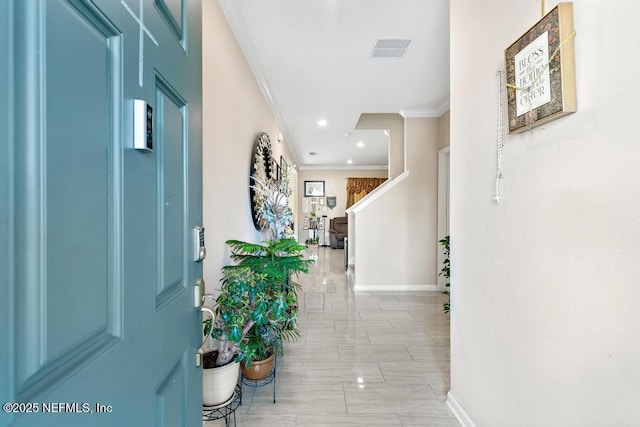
[203,361,240,407]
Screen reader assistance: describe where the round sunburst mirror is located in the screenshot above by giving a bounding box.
[249,132,273,230]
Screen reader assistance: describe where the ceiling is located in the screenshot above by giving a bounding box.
[218,0,450,169]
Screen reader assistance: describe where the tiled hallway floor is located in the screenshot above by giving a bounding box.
[204,247,458,427]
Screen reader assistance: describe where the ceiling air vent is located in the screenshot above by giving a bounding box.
[371,38,411,58]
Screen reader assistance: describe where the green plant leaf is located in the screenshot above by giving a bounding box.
[228,325,242,342]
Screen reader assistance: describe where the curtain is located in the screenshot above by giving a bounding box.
[346,177,387,208]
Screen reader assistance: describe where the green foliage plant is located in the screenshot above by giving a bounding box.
[203,267,255,367]
[206,238,312,368]
[227,238,312,365]
[439,235,450,313]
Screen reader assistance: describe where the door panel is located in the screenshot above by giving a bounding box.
[155,0,184,47]
[156,76,187,306]
[155,354,187,427]
[1,0,203,425]
[44,0,117,366]
[13,0,122,404]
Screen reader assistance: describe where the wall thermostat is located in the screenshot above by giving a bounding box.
[133,99,153,151]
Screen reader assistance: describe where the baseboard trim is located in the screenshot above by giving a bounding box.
[446,391,477,427]
[353,284,437,292]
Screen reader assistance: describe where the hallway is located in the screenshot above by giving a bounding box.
[205,247,457,426]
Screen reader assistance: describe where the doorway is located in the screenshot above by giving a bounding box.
[437,146,450,292]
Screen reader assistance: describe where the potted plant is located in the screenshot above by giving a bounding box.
[439,235,450,313]
[201,265,280,405]
[200,268,253,407]
[238,323,280,380]
[223,237,312,379]
[202,236,311,404]
[201,318,239,407]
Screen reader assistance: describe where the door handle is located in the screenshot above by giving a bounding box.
[194,277,205,308]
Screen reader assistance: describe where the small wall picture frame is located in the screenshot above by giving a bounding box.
[304,180,325,197]
[270,157,279,180]
[504,2,576,133]
[280,155,288,179]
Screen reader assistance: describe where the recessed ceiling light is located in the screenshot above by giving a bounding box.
[356,141,365,148]
[317,119,327,127]
[347,159,353,164]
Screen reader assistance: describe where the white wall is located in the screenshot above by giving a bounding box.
[449,0,640,425]
[353,117,440,290]
[202,1,295,292]
[296,168,387,243]
[356,113,405,179]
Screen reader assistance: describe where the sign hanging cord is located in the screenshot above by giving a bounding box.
[495,70,505,203]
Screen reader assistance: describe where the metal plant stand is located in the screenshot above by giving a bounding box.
[240,357,277,404]
[344,237,348,270]
[319,215,329,247]
[202,384,242,427]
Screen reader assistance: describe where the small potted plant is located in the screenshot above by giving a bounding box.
[201,268,254,407]
[238,323,281,380]
[202,265,288,404]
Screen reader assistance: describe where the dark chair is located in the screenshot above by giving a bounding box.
[329,217,348,249]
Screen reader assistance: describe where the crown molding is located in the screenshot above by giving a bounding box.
[217,0,302,166]
[298,165,388,171]
[400,100,450,118]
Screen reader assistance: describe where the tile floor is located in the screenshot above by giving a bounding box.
[204,247,458,427]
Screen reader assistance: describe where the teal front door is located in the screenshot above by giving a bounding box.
[0,0,203,425]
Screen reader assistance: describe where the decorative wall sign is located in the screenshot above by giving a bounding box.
[326,196,337,209]
[505,2,576,133]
